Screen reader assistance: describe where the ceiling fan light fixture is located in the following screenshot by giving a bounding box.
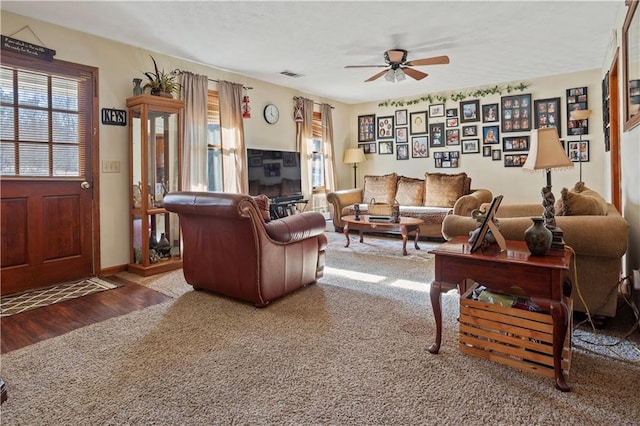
[395,68,406,82]
[384,69,396,82]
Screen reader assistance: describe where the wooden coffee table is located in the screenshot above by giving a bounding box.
[341,215,424,255]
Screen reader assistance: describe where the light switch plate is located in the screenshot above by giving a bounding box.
[102,160,121,173]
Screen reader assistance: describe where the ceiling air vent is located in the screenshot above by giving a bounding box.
[280,70,303,78]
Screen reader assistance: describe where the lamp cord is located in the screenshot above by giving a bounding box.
[566,245,640,363]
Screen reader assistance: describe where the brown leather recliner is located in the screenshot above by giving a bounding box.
[163,192,327,307]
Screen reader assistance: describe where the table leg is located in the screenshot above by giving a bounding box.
[343,224,350,248]
[414,226,421,250]
[532,297,570,392]
[401,226,408,255]
[359,230,364,243]
[428,280,444,354]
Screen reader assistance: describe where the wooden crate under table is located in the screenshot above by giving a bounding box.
[459,291,572,380]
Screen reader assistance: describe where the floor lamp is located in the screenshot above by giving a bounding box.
[523,127,574,251]
[569,109,592,183]
[343,148,366,188]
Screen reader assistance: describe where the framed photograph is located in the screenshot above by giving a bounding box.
[534,97,562,137]
[482,103,499,123]
[504,153,528,167]
[492,149,502,161]
[446,117,459,128]
[357,114,376,142]
[461,138,480,154]
[359,142,377,154]
[482,125,500,145]
[410,111,428,134]
[433,150,459,168]
[411,136,429,158]
[446,129,460,146]
[503,136,530,152]
[483,145,492,157]
[396,144,409,160]
[460,99,480,123]
[395,127,408,143]
[462,125,477,137]
[395,109,408,126]
[264,162,281,177]
[249,156,263,167]
[376,115,394,139]
[283,152,297,167]
[567,87,589,135]
[378,140,394,155]
[469,195,503,253]
[429,122,445,147]
[567,140,589,162]
[446,108,458,117]
[429,103,445,118]
[501,94,532,133]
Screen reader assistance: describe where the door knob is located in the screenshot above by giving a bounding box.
[81,181,91,189]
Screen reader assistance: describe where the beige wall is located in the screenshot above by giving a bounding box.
[346,69,608,205]
[1,11,353,269]
[2,10,637,281]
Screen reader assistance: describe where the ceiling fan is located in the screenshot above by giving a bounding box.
[345,49,450,82]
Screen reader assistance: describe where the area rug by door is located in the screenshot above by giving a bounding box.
[0,277,121,317]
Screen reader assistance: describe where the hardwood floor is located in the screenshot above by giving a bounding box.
[1,280,172,354]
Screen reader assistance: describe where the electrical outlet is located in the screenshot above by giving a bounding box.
[634,270,640,290]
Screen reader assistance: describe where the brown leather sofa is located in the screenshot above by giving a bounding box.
[164,192,328,307]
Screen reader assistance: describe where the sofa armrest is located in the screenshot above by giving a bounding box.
[327,188,364,229]
[452,189,493,217]
[263,211,326,243]
[558,205,629,258]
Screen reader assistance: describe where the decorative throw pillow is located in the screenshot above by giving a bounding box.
[363,173,398,205]
[423,172,468,208]
[395,177,425,206]
[557,187,608,216]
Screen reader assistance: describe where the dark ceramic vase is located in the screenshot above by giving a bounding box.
[524,217,552,256]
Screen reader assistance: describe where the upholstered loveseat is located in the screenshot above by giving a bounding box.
[327,172,493,239]
[441,184,629,318]
[164,192,327,307]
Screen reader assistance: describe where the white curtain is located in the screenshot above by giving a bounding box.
[180,72,209,191]
[321,103,337,193]
[218,81,247,194]
[296,97,315,197]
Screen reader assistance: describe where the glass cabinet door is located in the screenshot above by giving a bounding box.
[127,95,183,276]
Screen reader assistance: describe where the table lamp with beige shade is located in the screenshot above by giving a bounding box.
[343,147,366,188]
[523,127,574,251]
[569,109,592,183]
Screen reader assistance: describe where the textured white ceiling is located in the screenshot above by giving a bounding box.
[1,1,624,104]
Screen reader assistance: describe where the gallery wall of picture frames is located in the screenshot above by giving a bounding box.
[354,84,595,170]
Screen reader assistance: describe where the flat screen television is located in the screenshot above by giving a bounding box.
[247,148,303,202]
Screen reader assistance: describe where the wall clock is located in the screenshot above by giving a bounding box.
[264,104,279,124]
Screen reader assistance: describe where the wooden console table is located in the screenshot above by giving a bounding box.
[427,237,573,391]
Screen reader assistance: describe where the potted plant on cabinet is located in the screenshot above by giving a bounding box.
[142,56,180,98]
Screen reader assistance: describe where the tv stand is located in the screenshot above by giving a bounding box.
[269,197,308,219]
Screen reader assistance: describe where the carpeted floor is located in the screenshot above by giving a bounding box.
[0,277,120,317]
[1,231,638,425]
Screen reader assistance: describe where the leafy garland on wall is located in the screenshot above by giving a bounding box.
[377,82,531,107]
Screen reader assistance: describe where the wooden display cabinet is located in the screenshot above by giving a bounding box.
[127,95,184,276]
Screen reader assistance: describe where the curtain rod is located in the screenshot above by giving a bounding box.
[172,69,253,90]
[293,96,334,109]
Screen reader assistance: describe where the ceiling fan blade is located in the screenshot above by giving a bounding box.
[345,65,388,69]
[403,67,428,81]
[365,69,389,82]
[404,55,450,67]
